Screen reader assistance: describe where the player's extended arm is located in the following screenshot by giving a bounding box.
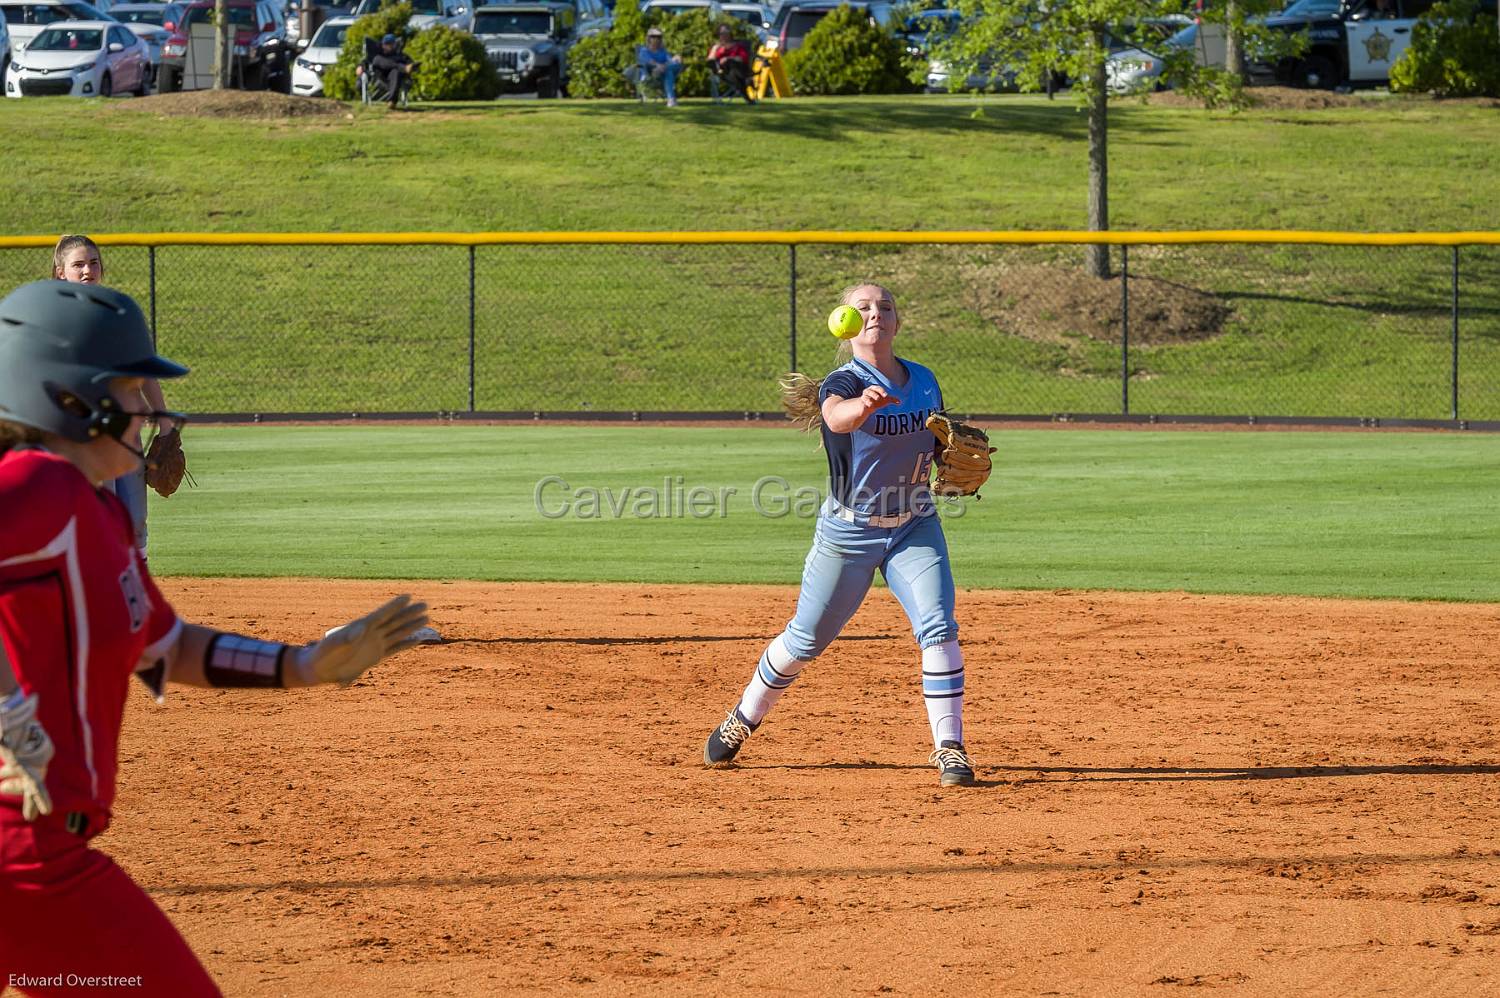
[144,595,429,691]
[822,386,900,434]
[142,378,175,434]
[0,636,55,821]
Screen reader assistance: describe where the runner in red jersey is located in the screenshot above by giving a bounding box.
[0,281,430,996]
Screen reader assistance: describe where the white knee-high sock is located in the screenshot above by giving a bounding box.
[737,634,809,726]
[922,640,964,747]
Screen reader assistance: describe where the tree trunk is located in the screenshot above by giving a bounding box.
[1086,32,1109,280]
[1224,0,1245,80]
[212,0,228,90]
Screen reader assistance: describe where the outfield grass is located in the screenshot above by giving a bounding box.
[3,94,1497,419]
[146,424,1500,601]
[3,93,1498,233]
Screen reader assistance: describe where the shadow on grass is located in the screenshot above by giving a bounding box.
[559,96,1105,142]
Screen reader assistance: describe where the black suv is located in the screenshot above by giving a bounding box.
[159,0,291,91]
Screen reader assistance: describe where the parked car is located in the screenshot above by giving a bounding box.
[100,2,171,80]
[281,0,354,43]
[1106,20,1199,94]
[476,0,609,35]
[289,10,349,94]
[349,0,471,31]
[5,19,148,95]
[721,2,769,33]
[1249,0,1468,89]
[0,0,113,53]
[471,1,575,96]
[766,0,893,54]
[899,6,957,60]
[109,0,186,28]
[158,0,291,91]
[0,16,10,92]
[638,0,769,33]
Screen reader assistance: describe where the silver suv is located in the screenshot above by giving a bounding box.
[472,1,580,97]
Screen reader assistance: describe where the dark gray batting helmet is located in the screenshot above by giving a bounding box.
[0,280,188,443]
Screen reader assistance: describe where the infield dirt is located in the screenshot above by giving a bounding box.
[113,580,1500,996]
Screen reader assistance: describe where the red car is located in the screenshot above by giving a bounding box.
[157,0,291,91]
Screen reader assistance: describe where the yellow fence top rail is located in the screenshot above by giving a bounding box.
[2,230,1498,248]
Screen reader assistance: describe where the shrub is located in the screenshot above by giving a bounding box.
[569,7,757,99]
[323,2,413,101]
[1390,0,1500,98]
[405,24,500,100]
[567,10,642,97]
[784,4,911,96]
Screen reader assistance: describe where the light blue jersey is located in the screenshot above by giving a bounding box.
[705,350,971,780]
[817,356,944,518]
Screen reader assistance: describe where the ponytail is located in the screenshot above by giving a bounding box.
[0,421,43,454]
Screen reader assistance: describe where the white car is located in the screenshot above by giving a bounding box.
[639,0,771,33]
[1106,22,1200,94]
[0,0,112,54]
[0,16,10,92]
[6,20,149,96]
[350,0,470,31]
[290,12,351,96]
[98,2,172,81]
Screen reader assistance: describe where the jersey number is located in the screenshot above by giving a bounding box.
[910,451,932,487]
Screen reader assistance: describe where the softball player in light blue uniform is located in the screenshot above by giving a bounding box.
[704,283,975,786]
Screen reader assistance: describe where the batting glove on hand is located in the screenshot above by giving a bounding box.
[0,691,54,822]
[290,595,430,688]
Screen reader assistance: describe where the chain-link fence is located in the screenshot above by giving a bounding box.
[4,233,1496,424]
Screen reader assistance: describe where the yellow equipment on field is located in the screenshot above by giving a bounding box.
[752,45,792,99]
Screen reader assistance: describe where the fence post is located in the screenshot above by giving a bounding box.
[1120,243,1130,415]
[148,245,157,346]
[468,245,476,413]
[789,244,798,374]
[1451,245,1460,421]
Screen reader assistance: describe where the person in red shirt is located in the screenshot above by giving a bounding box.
[707,24,755,104]
[0,280,429,996]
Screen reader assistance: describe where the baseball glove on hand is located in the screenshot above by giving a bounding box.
[926,412,996,498]
[144,427,191,498]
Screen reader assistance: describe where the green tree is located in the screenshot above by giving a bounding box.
[937,1,1296,276]
[939,1,1193,276]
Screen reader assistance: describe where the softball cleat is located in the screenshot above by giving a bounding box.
[704,708,756,767]
[929,740,976,786]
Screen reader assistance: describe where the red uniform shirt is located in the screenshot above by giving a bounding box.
[0,448,179,839]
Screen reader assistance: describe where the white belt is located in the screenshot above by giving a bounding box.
[829,499,915,530]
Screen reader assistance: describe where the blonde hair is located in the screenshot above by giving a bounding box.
[52,234,102,279]
[778,282,897,431]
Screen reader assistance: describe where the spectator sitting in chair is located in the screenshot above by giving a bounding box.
[707,24,753,104]
[636,26,682,107]
[362,33,417,109]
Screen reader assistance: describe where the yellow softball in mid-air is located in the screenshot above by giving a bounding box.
[828,305,863,339]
